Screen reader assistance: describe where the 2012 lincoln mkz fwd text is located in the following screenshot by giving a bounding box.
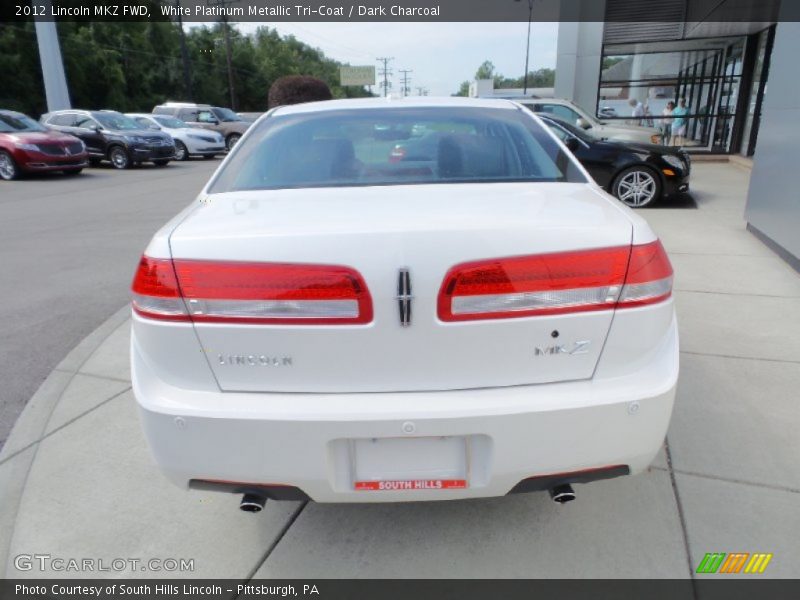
[130,97,678,511]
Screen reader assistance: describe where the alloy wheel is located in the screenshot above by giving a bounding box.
[226,134,241,151]
[109,147,130,169]
[175,141,188,161]
[0,151,18,180]
[616,170,657,207]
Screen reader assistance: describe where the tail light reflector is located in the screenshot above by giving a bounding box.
[617,240,673,307]
[132,256,372,324]
[438,241,672,321]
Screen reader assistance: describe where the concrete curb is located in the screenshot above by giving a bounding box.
[0,305,131,577]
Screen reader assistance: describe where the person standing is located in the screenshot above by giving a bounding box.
[671,98,689,146]
[628,97,645,125]
[661,101,675,145]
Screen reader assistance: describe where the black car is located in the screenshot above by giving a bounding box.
[537,113,690,208]
[40,110,175,169]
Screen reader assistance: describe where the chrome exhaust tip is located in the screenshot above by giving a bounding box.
[549,484,576,504]
[239,493,267,513]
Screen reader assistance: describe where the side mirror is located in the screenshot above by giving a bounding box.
[92,125,102,133]
[576,118,591,130]
[565,136,582,152]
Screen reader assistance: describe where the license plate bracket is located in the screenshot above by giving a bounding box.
[352,436,468,491]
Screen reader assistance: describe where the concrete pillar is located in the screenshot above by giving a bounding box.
[34,3,71,112]
[744,19,800,268]
[555,0,605,114]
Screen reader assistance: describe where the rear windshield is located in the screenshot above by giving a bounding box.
[208,107,586,193]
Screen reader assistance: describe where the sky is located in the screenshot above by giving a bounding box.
[233,22,559,96]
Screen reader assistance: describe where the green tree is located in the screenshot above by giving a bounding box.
[0,17,371,118]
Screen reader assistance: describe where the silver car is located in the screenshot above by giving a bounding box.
[127,113,225,161]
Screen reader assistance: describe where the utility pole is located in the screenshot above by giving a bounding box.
[175,0,193,101]
[376,57,394,97]
[515,0,536,95]
[34,0,71,111]
[399,69,413,97]
[207,0,237,109]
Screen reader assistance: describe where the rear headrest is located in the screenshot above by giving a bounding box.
[437,134,508,179]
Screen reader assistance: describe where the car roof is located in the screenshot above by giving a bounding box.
[271,96,522,117]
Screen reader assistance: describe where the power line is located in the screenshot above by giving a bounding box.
[376,56,394,97]
[399,69,413,97]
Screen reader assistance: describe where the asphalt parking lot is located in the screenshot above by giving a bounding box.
[1,161,799,579]
[0,160,219,449]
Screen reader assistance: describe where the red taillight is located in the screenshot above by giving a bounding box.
[617,240,673,308]
[438,241,672,321]
[131,256,373,325]
[131,257,189,321]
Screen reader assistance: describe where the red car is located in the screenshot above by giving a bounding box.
[0,109,88,180]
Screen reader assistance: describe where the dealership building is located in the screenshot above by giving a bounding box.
[553,0,799,269]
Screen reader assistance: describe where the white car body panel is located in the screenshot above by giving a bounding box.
[131,97,678,502]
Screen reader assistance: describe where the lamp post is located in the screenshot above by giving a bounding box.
[515,0,536,95]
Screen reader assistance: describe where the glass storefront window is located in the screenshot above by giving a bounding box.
[599,37,748,152]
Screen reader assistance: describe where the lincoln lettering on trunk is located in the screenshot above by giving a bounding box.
[217,354,293,367]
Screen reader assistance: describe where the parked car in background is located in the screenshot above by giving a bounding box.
[538,113,690,208]
[152,102,251,150]
[237,112,264,123]
[131,97,677,509]
[0,109,88,180]
[515,98,661,145]
[41,110,175,169]
[126,113,225,161]
[598,106,618,118]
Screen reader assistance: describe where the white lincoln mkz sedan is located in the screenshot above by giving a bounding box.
[131,97,678,511]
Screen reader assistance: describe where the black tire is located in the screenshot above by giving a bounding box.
[611,165,662,208]
[226,133,241,151]
[174,140,189,161]
[153,159,170,167]
[108,146,131,170]
[63,168,83,176]
[0,151,20,181]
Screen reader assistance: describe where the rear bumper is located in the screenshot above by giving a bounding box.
[132,315,678,503]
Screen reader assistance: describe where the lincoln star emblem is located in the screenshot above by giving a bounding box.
[397,267,413,327]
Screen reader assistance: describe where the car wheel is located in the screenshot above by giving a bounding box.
[612,166,661,208]
[153,159,170,167]
[0,151,19,181]
[63,168,83,176]
[108,146,131,169]
[174,141,188,161]
[226,133,241,151]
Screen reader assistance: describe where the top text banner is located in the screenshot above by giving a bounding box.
[4,0,796,22]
